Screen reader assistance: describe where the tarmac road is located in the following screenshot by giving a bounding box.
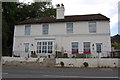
[2,66,119,79]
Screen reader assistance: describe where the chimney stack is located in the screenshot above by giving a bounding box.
[56,4,65,19]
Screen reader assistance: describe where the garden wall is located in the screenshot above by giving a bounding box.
[56,58,119,68]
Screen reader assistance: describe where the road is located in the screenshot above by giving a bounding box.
[2,66,119,79]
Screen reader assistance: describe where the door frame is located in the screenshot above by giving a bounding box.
[23,43,30,58]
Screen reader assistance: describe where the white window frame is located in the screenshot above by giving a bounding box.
[37,42,42,53]
[89,22,96,33]
[83,42,91,53]
[24,25,31,35]
[42,24,49,35]
[66,23,73,33]
[48,41,53,53]
[36,40,54,54]
[71,42,79,54]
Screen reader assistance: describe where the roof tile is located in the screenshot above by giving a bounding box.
[16,13,110,25]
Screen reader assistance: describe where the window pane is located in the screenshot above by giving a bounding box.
[48,40,52,54]
[84,42,91,53]
[42,46,45,53]
[39,50,41,53]
[45,42,47,45]
[72,49,78,53]
[66,23,73,33]
[42,24,49,34]
[39,46,41,53]
[45,46,47,53]
[37,41,53,54]
[48,46,52,49]
[72,42,78,54]
[37,42,41,45]
[25,25,31,35]
[43,42,45,45]
[37,42,41,54]
[48,50,52,53]
[89,22,96,33]
[48,41,52,45]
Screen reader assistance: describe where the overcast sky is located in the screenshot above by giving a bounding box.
[20,0,119,36]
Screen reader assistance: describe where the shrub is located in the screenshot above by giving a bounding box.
[63,53,68,58]
[72,56,75,58]
[107,66,110,68]
[97,66,100,68]
[83,62,89,67]
[31,51,37,58]
[104,66,107,68]
[60,61,64,67]
[77,54,85,58]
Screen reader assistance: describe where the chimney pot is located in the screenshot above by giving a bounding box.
[56,4,60,7]
[61,3,64,7]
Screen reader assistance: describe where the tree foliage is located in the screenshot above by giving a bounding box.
[2,2,56,56]
[112,42,120,50]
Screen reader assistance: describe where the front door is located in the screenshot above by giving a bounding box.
[24,43,29,58]
[96,43,102,58]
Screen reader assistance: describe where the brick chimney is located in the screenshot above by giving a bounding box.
[56,4,65,19]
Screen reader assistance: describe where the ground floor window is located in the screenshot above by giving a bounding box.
[83,42,91,53]
[37,41,53,54]
[72,42,79,54]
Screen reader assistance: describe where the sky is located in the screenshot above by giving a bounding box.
[19,0,119,36]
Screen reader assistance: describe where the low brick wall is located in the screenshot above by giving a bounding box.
[56,58,119,68]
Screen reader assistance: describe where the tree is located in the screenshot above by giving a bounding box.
[2,2,56,56]
[112,42,120,50]
[15,2,55,22]
[2,2,18,56]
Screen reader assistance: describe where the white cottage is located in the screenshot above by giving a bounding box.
[13,4,111,58]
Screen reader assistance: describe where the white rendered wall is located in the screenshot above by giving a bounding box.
[56,58,119,67]
[14,21,110,36]
[13,21,111,58]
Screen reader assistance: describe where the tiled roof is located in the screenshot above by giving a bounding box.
[111,34,120,43]
[16,13,110,25]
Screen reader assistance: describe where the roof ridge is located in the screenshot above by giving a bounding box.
[65,13,102,17]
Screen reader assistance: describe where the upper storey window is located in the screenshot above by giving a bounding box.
[89,22,96,33]
[42,24,49,35]
[66,23,73,33]
[24,25,31,35]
